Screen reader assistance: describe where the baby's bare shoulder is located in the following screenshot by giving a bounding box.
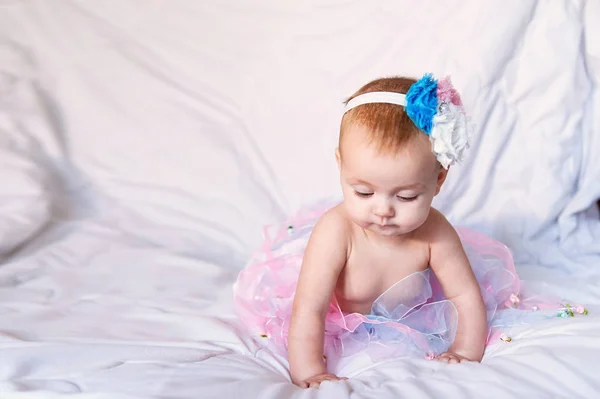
[310,204,352,249]
[316,204,351,230]
[417,208,461,246]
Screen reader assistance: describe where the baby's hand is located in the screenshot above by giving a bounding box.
[436,351,472,364]
[299,373,348,388]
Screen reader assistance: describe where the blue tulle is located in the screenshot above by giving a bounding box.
[405,74,438,134]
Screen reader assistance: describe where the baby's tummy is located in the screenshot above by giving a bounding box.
[334,282,384,315]
[334,268,432,316]
[334,293,374,315]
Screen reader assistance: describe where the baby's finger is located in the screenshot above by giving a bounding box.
[448,357,458,364]
[309,380,321,388]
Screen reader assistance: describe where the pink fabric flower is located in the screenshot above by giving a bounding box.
[576,305,585,314]
[509,293,520,306]
[437,76,463,107]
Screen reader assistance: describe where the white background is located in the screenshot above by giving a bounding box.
[0,1,599,398]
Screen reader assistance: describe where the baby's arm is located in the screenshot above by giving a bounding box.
[288,209,349,386]
[428,212,487,362]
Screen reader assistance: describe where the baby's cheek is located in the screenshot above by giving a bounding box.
[398,204,429,227]
[344,197,367,221]
[414,204,432,226]
[356,202,372,222]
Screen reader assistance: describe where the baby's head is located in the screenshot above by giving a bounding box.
[337,76,453,237]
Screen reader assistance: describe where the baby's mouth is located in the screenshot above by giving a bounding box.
[375,224,395,229]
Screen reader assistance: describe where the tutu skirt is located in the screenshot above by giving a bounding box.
[234,203,581,362]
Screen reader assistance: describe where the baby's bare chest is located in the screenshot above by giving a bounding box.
[334,240,430,314]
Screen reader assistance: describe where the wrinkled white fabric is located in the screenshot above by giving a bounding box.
[0,42,53,256]
[0,137,50,256]
[0,1,599,398]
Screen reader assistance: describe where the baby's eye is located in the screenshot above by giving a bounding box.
[354,191,373,198]
[397,195,418,202]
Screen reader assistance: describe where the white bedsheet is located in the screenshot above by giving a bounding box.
[1,1,599,398]
[1,214,599,399]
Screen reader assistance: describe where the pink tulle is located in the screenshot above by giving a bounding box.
[233,203,568,363]
[437,76,463,106]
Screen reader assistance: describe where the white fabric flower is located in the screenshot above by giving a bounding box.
[429,102,470,169]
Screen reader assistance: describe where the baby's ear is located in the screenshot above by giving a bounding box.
[335,147,341,170]
[435,166,449,195]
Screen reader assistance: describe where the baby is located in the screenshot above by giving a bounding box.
[234,73,558,389]
[288,76,486,387]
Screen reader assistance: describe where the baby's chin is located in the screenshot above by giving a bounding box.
[360,222,414,237]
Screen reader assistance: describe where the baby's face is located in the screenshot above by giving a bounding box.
[337,125,446,237]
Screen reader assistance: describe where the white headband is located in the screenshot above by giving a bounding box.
[344,92,407,113]
[340,83,470,169]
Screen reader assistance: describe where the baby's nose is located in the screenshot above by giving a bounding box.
[374,203,395,218]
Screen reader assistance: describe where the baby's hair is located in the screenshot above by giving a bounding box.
[340,76,421,155]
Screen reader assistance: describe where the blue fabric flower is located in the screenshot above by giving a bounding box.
[405,74,439,134]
